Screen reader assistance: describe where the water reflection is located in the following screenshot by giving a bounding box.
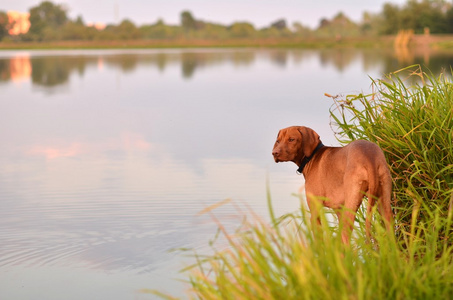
[0,139,273,272]
[318,48,360,72]
[0,48,452,88]
[11,55,32,82]
[31,56,87,87]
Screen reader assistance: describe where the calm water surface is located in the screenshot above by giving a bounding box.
[1,48,452,299]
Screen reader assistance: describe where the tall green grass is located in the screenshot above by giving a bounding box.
[149,196,453,299]
[329,65,453,248]
[150,67,453,299]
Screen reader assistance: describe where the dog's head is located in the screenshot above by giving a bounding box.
[272,126,320,164]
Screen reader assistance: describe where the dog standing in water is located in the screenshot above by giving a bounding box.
[272,126,393,244]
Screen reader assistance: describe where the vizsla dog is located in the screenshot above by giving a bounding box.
[272,126,393,244]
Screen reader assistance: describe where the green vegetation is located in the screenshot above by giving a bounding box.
[26,1,68,41]
[148,67,453,299]
[0,11,10,40]
[379,0,453,34]
[0,37,392,50]
[330,66,453,248]
[161,204,452,300]
[2,0,453,44]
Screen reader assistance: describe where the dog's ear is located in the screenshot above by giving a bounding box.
[297,126,320,157]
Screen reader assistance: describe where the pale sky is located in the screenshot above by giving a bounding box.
[2,0,408,29]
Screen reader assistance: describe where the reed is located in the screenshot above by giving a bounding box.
[149,67,453,299]
[329,65,453,248]
[149,195,453,299]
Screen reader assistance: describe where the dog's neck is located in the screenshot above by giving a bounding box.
[297,142,325,175]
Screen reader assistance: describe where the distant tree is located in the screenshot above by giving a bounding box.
[195,22,228,39]
[406,0,448,33]
[181,11,197,31]
[229,22,256,38]
[107,19,141,40]
[96,25,117,40]
[74,15,84,26]
[259,26,292,38]
[61,21,97,40]
[258,18,292,38]
[292,22,312,37]
[271,19,287,30]
[378,0,451,35]
[379,3,401,34]
[447,6,453,33]
[360,11,381,36]
[155,19,164,26]
[0,11,11,41]
[329,12,356,30]
[318,18,331,29]
[316,12,360,38]
[399,1,419,31]
[28,1,68,40]
[140,19,183,39]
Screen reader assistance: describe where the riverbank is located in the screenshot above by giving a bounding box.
[1,34,452,50]
[0,36,394,50]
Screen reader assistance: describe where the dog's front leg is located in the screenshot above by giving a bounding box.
[336,209,356,245]
[306,194,322,234]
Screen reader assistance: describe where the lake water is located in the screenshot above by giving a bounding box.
[1,47,452,299]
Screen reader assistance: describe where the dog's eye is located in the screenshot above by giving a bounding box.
[289,138,295,142]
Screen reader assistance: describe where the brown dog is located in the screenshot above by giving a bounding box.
[272,126,393,244]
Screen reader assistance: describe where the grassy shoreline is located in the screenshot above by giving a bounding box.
[0,36,394,50]
[1,34,452,50]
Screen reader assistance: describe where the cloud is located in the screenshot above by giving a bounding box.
[26,131,151,160]
[28,143,83,159]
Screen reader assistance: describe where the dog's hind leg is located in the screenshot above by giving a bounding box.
[337,209,356,245]
[378,169,393,232]
[365,195,376,241]
[340,172,367,244]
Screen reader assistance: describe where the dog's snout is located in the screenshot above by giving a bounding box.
[272,147,281,162]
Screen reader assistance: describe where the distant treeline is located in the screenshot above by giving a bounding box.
[1,0,453,42]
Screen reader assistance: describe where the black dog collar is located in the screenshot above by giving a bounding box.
[297,142,325,174]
